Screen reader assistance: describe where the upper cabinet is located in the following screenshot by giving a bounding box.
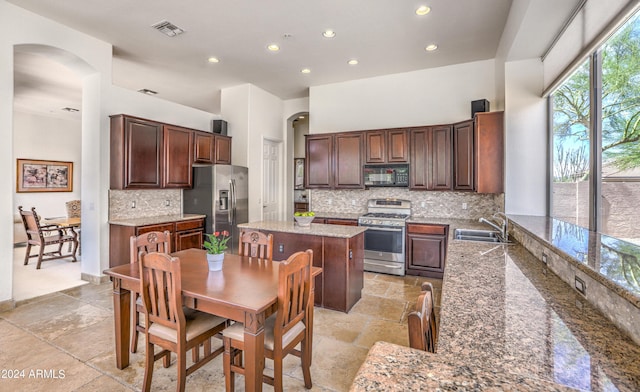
[365,129,409,164]
[305,132,364,189]
[110,115,164,189]
[453,111,504,193]
[162,125,193,188]
[111,114,232,190]
[410,125,452,190]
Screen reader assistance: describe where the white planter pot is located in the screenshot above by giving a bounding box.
[207,253,224,271]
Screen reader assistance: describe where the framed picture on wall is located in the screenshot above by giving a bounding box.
[294,158,305,189]
[16,159,73,193]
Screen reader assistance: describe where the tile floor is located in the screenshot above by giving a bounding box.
[1,269,441,392]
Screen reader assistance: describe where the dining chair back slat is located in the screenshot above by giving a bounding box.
[238,230,273,260]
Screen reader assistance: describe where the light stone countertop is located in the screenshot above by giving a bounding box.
[108,213,206,226]
[351,223,640,391]
[238,220,367,238]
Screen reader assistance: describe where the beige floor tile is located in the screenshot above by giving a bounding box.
[349,295,407,322]
[52,317,116,362]
[355,318,409,349]
[73,375,136,391]
[312,307,371,344]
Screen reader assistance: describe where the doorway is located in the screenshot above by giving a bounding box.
[263,138,283,221]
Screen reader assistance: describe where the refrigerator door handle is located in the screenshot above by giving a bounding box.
[228,179,233,223]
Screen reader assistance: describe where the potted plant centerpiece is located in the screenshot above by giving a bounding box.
[203,230,230,271]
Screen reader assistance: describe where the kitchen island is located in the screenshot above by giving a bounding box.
[351,223,640,391]
[238,221,367,312]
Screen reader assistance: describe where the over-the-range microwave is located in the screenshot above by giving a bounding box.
[363,164,410,187]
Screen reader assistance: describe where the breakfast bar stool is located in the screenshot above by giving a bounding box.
[408,282,437,352]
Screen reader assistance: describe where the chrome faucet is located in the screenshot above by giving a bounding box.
[479,212,509,242]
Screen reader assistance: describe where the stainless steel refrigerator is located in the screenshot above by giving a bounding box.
[183,165,249,254]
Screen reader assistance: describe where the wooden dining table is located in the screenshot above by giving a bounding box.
[103,248,321,392]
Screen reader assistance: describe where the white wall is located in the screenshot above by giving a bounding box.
[293,117,309,158]
[221,84,251,167]
[309,60,496,133]
[13,111,82,218]
[504,59,548,215]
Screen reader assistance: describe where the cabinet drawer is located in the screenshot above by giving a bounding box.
[176,219,204,231]
[326,218,358,226]
[407,224,446,235]
[137,223,174,235]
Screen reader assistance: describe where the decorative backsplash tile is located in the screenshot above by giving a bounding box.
[109,189,181,220]
[309,188,503,219]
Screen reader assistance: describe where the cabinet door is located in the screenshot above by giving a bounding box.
[325,218,358,226]
[406,234,447,278]
[163,125,193,188]
[111,115,164,189]
[387,129,409,163]
[365,130,386,163]
[334,132,364,189]
[214,135,232,164]
[175,230,203,251]
[305,134,333,188]
[193,131,214,164]
[475,112,504,194]
[431,125,452,190]
[410,127,430,189]
[453,120,474,191]
[294,203,309,213]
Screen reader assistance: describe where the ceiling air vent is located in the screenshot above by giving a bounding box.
[151,20,185,37]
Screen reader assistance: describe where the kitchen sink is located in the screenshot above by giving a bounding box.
[454,228,507,243]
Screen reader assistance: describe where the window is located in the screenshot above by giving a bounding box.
[551,11,640,244]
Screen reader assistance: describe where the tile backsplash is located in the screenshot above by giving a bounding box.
[109,189,181,220]
[309,188,503,219]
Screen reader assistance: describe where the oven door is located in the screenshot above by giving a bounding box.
[362,225,404,254]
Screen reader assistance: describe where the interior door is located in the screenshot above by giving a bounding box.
[262,139,281,220]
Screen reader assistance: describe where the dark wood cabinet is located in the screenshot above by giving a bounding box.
[475,112,504,194]
[453,112,504,193]
[305,134,333,188]
[325,218,358,226]
[193,131,215,164]
[334,132,364,188]
[306,132,363,189]
[405,223,449,278]
[163,125,193,188]
[365,129,409,164]
[267,230,363,312]
[294,202,309,213]
[110,115,164,189]
[453,120,474,191]
[410,126,451,190]
[214,135,232,164]
[109,218,204,267]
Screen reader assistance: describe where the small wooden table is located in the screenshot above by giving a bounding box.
[44,217,81,253]
[104,248,320,392]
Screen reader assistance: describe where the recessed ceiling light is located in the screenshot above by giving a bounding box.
[267,44,280,52]
[138,88,158,95]
[322,30,336,38]
[348,59,359,65]
[207,57,219,63]
[299,115,305,119]
[425,44,438,51]
[416,6,431,16]
[301,68,311,74]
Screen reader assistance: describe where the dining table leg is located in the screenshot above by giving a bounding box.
[243,313,266,392]
[112,278,131,369]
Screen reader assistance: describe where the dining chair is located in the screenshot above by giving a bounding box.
[18,206,78,269]
[222,249,313,392]
[238,230,273,260]
[130,231,172,354]
[139,251,227,392]
[408,282,437,352]
[65,200,81,218]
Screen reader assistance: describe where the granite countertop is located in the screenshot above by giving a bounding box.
[351,225,640,391]
[108,213,206,226]
[238,220,367,238]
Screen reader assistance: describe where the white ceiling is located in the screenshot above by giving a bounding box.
[9,0,581,116]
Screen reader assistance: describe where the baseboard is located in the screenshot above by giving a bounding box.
[0,299,16,312]
[81,273,110,285]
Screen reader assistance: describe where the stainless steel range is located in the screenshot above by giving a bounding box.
[358,199,411,276]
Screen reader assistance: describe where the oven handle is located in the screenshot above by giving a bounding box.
[361,226,403,232]
[364,259,404,269]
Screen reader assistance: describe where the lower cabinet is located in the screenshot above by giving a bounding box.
[109,218,205,267]
[405,223,449,278]
[266,230,364,313]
